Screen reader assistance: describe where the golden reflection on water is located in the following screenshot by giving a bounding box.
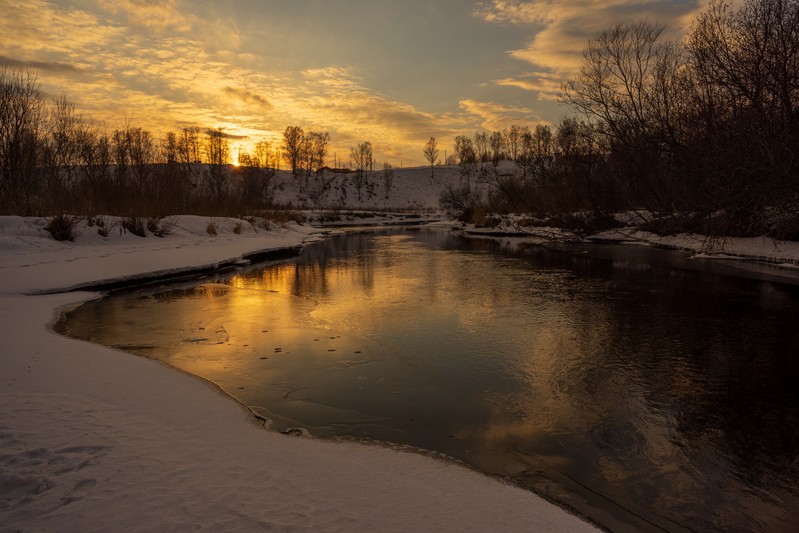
[61,230,799,533]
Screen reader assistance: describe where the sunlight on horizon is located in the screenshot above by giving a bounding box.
[0,0,706,165]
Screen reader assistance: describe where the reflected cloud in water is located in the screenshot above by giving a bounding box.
[61,229,799,532]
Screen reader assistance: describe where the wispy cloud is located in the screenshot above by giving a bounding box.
[0,55,85,74]
[459,99,543,131]
[0,0,124,58]
[494,71,565,101]
[222,86,273,110]
[6,0,689,164]
[476,0,704,101]
[473,0,554,25]
[97,0,196,32]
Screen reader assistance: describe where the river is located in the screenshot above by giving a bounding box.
[59,228,799,532]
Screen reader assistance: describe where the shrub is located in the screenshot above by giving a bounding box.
[233,221,243,234]
[439,184,482,223]
[206,221,217,235]
[147,215,178,237]
[45,214,78,241]
[121,217,146,237]
[93,215,118,237]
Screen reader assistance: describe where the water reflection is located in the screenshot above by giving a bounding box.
[60,229,799,532]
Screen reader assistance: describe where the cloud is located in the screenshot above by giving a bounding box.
[293,67,458,142]
[459,99,543,131]
[494,71,565,101]
[0,0,124,57]
[476,1,704,101]
[473,0,554,25]
[204,128,249,140]
[0,1,491,165]
[97,0,196,32]
[222,86,273,110]
[0,55,85,75]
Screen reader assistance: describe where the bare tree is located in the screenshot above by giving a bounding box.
[205,128,230,202]
[382,162,394,199]
[307,131,330,175]
[253,140,273,169]
[489,131,504,169]
[554,117,607,212]
[42,94,86,210]
[350,141,373,200]
[282,125,304,178]
[204,128,229,166]
[0,64,45,214]
[161,131,178,163]
[474,131,488,170]
[504,125,522,161]
[423,136,439,178]
[562,20,684,209]
[177,127,201,166]
[453,135,477,184]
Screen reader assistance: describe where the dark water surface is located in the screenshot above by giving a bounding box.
[60,229,799,532]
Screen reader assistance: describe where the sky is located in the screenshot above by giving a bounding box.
[0,0,705,166]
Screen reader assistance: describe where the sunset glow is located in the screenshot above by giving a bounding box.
[0,0,704,165]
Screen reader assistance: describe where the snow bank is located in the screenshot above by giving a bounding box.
[0,216,597,532]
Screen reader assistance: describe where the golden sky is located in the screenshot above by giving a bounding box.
[0,0,704,165]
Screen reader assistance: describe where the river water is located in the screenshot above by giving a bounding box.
[59,229,799,532]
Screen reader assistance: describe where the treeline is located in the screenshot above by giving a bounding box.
[0,60,393,224]
[0,66,283,219]
[445,0,799,239]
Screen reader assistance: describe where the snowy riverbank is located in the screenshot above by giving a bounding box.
[462,216,799,285]
[0,215,598,532]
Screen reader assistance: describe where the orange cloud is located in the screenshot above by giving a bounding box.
[476,0,707,101]
[222,86,273,110]
[0,1,521,165]
[459,99,543,131]
[97,0,197,32]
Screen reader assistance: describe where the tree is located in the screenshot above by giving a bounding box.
[453,135,477,183]
[177,127,201,166]
[489,131,504,169]
[253,140,273,169]
[554,117,605,212]
[281,126,304,178]
[43,94,85,208]
[688,0,799,181]
[162,131,178,163]
[474,131,488,169]
[423,136,439,178]
[205,128,230,202]
[350,141,373,200]
[382,162,394,199]
[0,64,45,214]
[504,125,522,161]
[204,128,229,166]
[562,20,685,209]
[307,131,330,174]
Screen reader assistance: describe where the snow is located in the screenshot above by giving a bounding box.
[4,161,798,531]
[270,164,465,211]
[0,214,599,532]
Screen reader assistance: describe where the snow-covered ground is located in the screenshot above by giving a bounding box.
[0,215,599,532]
[270,164,477,211]
[462,212,799,283]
